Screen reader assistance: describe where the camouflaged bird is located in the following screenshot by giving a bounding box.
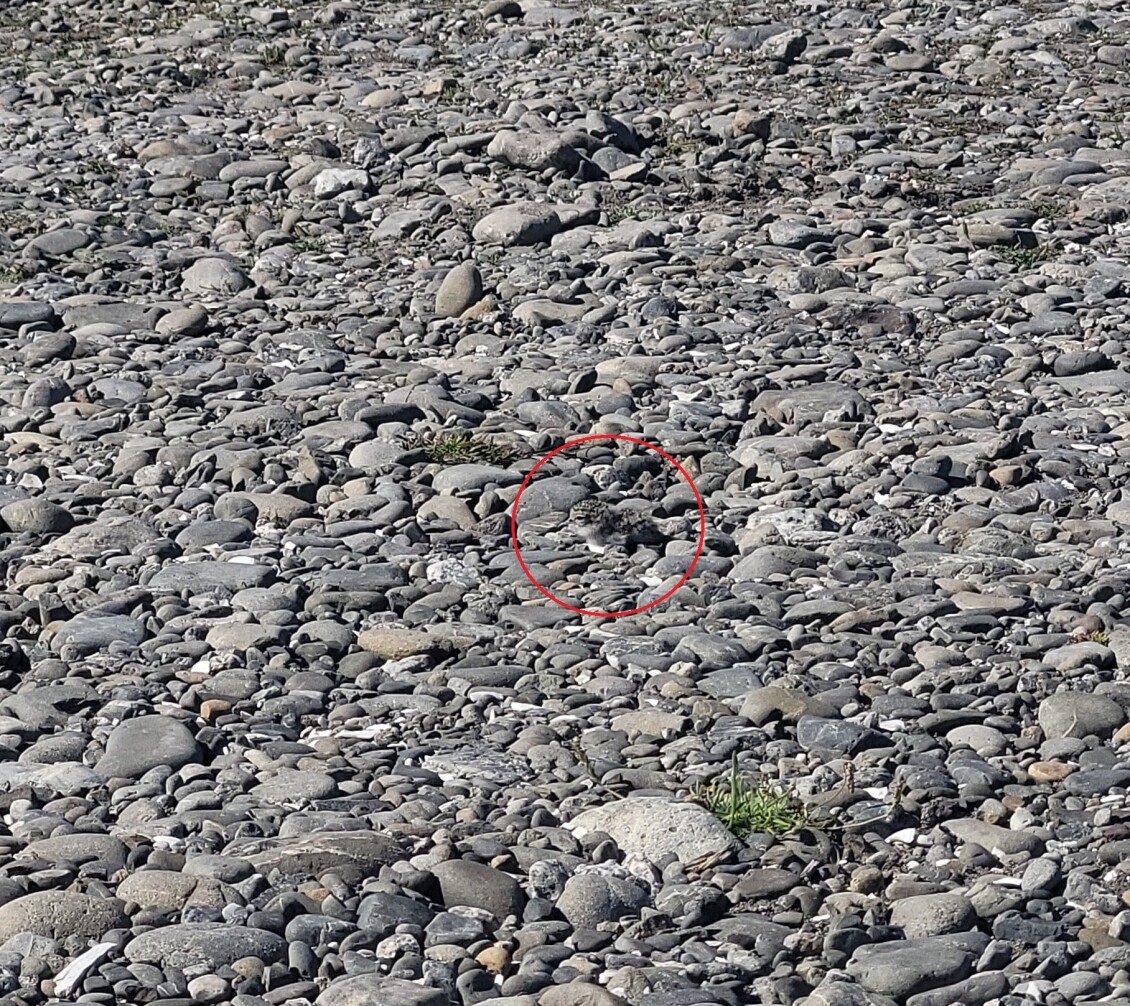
[567,499,696,554]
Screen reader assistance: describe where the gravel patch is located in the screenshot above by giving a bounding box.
[0,0,1128,1004]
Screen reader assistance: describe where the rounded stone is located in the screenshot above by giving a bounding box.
[434,262,483,318]
[431,859,526,923]
[95,714,200,779]
[0,499,73,535]
[889,893,978,938]
[124,923,286,969]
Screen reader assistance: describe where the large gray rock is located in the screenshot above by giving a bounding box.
[739,685,839,725]
[312,167,370,198]
[316,975,446,1006]
[472,204,562,246]
[250,769,338,803]
[556,868,650,929]
[44,516,166,560]
[52,613,148,657]
[117,871,232,911]
[434,262,483,318]
[797,982,898,1006]
[906,972,1009,1006]
[147,561,275,593]
[432,463,522,494]
[181,256,249,296]
[943,819,1045,857]
[125,924,285,969]
[95,715,199,779]
[889,893,977,938]
[23,836,127,871]
[567,798,739,866]
[847,934,988,999]
[0,498,72,535]
[487,130,580,173]
[0,894,127,942]
[230,832,402,878]
[1038,692,1124,739]
[431,859,526,923]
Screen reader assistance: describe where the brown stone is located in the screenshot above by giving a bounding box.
[357,627,443,660]
[1080,918,1123,951]
[1027,760,1075,783]
[849,865,884,894]
[200,699,231,723]
[475,944,510,974]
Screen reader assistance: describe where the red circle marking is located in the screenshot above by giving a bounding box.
[509,434,707,618]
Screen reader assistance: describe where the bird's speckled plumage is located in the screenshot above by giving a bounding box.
[568,499,689,553]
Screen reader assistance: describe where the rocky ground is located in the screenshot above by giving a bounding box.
[1,0,1130,1004]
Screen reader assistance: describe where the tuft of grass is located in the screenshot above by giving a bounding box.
[1031,200,1068,221]
[259,43,287,68]
[692,755,808,839]
[999,242,1058,269]
[422,432,515,466]
[660,132,699,157]
[958,199,990,214]
[292,235,326,254]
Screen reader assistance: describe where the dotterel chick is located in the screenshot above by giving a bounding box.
[568,499,693,554]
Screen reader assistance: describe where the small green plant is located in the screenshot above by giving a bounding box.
[660,132,699,157]
[604,202,634,225]
[1031,200,1068,220]
[0,264,25,283]
[999,242,1058,269]
[292,235,326,254]
[422,432,515,466]
[958,199,991,214]
[260,43,287,67]
[692,756,808,839]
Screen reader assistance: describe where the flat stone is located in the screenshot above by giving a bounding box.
[44,516,166,560]
[116,871,228,910]
[53,613,147,657]
[23,835,127,870]
[28,228,90,257]
[943,819,1045,857]
[124,923,286,969]
[487,130,580,173]
[0,894,127,943]
[250,769,338,803]
[889,893,977,938]
[739,685,839,725]
[233,832,403,877]
[156,305,209,338]
[847,934,987,998]
[472,204,562,246]
[148,562,275,593]
[1038,693,1124,739]
[315,975,446,1006]
[357,627,447,659]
